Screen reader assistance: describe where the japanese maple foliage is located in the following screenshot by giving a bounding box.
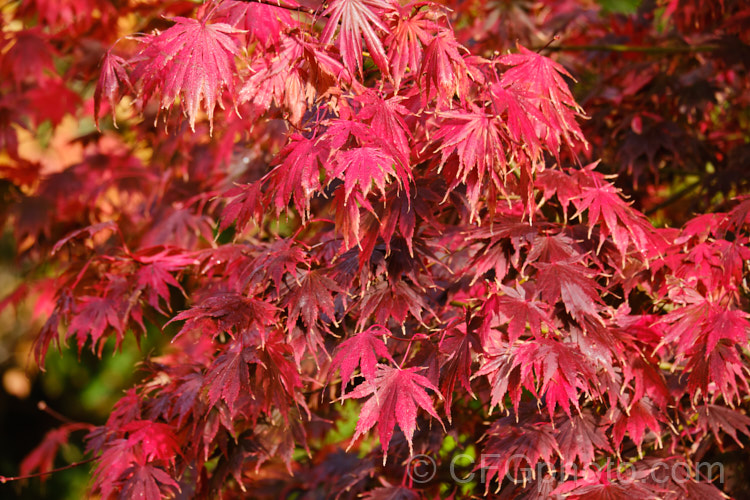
[2,0,750,499]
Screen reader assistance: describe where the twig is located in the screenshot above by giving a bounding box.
[645,179,702,216]
[0,457,96,484]
[237,0,322,16]
[541,44,719,54]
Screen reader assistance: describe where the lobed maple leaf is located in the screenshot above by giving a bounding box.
[331,324,395,387]
[345,364,442,460]
[283,269,343,331]
[695,404,750,448]
[19,423,92,482]
[419,29,468,106]
[94,50,133,128]
[498,44,587,156]
[331,146,403,203]
[130,15,242,133]
[433,106,507,216]
[533,259,605,324]
[611,398,663,454]
[555,412,612,470]
[120,464,181,500]
[237,34,312,125]
[438,312,482,421]
[203,340,255,415]
[170,292,278,340]
[67,295,128,356]
[571,176,662,258]
[320,0,394,77]
[220,182,264,233]
[385,2,437,90]
[264,133,325,219]
[216,0,299,47]
[519,338,597,420]
[481,283,552,342]
[481,419,561,487]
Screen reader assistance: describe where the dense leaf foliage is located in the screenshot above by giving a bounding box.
[1,0,750,498]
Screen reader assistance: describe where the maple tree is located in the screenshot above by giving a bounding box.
[1,0,750,498]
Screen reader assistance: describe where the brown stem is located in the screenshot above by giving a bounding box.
[37,401,74,424]
[0,457,96,484]
[644,179,702,216]
[236,0,322,15]
[540,44,719,54]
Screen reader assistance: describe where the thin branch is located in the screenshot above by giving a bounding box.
[541,44,720,54]
[236,0,322,15]
[0,457,96,484]
[645,179,702,216]
[37,401,75,424]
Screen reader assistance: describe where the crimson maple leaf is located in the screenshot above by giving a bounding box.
[385,2,436,90]
[283,269,343,331]
[238,34,312,125]
[611,398,663,453]
[498,44,587,155]
[433,106,507,216]
[344,364,443,460]
[130,15,242,133]
[481,419,561,486]
[216,0,299,47]
[331,146,404,203]
[571,174,662,257]
[170,292,278,340]
[331,324,395,387]
[203,339,255,415]
[19,423,92,482]
[419,29,468,106]
[555,412,612,470]
[534,259,605,324]
[94,49,133,128]
[481,283,552,342]
[264,133,325,219]
[120,464,181,500]
[695,404,750,448]
[439,312,482,421]
[320,0,393,77]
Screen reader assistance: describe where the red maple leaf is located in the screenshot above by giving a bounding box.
[385,2,437,90]
[331,324,395,387]
[120,464,180,500]
[265,133,325,219]
[555,412,612,470]
[499,44,587,156]
[695,404,750,448]
[94,49,133,128]
[131,15,242,133]
[331,146,403,203]
[481,282,552,342]
[19,423,92,482]
[320,0,393,77]
[534,259,605,324]
[433,106,507,215]
[611,398,663,453]
[283,269,343,331]
[217,0,299,47]
[481,419,561,486]
[238,34,311,125]
[419,29,468,106]
[345,364,443,460]
[571,175,661,257]
[203,339,255,415]
[438,312,482,421]
[170,292,278,340]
